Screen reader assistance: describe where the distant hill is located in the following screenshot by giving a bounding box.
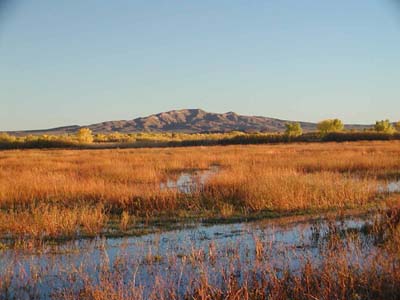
[7,109,371,135]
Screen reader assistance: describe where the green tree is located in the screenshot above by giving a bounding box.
[317,119,344,134]
[374,119,395,134]
[285,122,302,137]
[76,128,94,143]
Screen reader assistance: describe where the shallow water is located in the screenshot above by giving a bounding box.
[160,165,219,193]
[0,215,375,300]
[378,180,400,193]
[387,181,400,193]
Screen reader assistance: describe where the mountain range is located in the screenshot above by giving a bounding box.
[8,109,371,135]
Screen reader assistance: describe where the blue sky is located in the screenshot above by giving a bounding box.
[1,0,400,130]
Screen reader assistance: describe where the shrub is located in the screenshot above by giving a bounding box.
[394,121,400,132]
[317,119,344,134]
[0,133,16,143]
[76,128,94,143]
[285,122,302,137]
[374,119,395,134]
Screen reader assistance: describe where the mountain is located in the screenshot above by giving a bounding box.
[7,109,370,135]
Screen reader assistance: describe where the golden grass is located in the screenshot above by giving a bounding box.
[0,204,107,240]
[0,141,399,239]
[4,208,399,300]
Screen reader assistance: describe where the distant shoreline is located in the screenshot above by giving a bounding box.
[1,131,399,150]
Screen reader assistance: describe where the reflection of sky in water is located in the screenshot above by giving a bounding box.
[0,216,374,300]
[378,181,400,193]
[160,166,219,194]
[162,167,400,195]
[388,181,400,193]
[0,166,388,299]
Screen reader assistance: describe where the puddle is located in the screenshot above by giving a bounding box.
[161,170,400,195]
[378,181,400,193]
[0,215,375,300]
[160,165,219,193]
[387,181,400,193]
[160,167,400,196]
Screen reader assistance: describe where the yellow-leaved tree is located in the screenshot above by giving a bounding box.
[374,120,395,134]
[317,119,344,135]
[285,122,302,137]
[76,128,94,143]
[0,133,16,143]
[395,121,400,132]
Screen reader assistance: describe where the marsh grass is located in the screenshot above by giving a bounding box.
[2,209,400,300]
[0,141,399,241]
[119,211,131,232]
[60,212,400,300]
[0,204,107,242]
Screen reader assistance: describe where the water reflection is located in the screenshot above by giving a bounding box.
[0,215,374,300]
[378,180,400,193]
[160,166,219,193]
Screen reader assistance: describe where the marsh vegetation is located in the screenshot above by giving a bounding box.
[0,141,400,299]
[1,210,400,300]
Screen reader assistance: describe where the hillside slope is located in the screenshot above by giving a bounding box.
[8,109,370,135]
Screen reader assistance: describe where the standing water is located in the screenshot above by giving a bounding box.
[0,214,376,300]
[160,165,219,193]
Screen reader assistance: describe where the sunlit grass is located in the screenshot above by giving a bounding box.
[0,141,399,241]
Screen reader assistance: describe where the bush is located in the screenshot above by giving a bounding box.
[0,133,16,143]
[374,119,395,134]
[285,122,302,137]
[76,128,94,143]
[317,119,344,134]
[395,121,400,132]
[323,131,400,142]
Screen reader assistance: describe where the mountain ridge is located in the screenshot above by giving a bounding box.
[6,109,371,135]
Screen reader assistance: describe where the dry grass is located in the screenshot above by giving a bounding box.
[0,141,399,240]
[61,209,400,300]
[1,141,400,299]
[2,207,400,300]
[0,204,107,241]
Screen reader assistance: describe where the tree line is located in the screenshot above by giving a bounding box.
[285,119,400,137]
[0,119,399,149]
